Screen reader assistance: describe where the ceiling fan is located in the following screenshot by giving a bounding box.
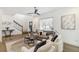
[27,7,40,15]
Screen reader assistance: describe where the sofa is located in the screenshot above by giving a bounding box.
[21,34,63,52]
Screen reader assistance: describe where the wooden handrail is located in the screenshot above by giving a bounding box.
[13,20,23,27]
[13,20,23,33]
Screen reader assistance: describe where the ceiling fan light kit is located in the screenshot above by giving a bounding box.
[27,7,40,16]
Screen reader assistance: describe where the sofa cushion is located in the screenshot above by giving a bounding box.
[51,35,58,42]
[37,40,54,52]
[34,41,46,52]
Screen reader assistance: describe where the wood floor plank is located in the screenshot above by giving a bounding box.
[0,42,6,52]
[63,43,79,52]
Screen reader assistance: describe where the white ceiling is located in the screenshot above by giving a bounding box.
[0,7,60,15]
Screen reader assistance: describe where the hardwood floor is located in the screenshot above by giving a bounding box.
[2,34,79,52]
[2,34,27,42]
[1,34,27,52]
[0,42,6,52]
[63,43,79,52]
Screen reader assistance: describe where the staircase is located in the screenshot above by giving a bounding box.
[13,20,26,34]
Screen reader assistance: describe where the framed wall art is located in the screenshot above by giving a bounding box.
[61,14,76,30]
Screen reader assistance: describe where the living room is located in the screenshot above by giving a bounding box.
[0,7,79,52]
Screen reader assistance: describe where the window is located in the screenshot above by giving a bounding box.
[40,17,53,31]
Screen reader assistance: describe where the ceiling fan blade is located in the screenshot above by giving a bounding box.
[34,9,37,14]
[34,7,36,9]
[27,13,34,14]
[36,13,40,15]
[27,7,40,15]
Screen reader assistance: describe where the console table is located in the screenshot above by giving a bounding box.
[2,29,14,37]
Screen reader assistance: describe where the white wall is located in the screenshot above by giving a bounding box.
[0,10,3,42]
[12,14,28,32]
[40,7,79,45]
[32,16,40,32]
[0,20,2,42]
[0,22,2,42]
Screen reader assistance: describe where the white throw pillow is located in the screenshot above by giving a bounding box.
[48,46,56,52]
